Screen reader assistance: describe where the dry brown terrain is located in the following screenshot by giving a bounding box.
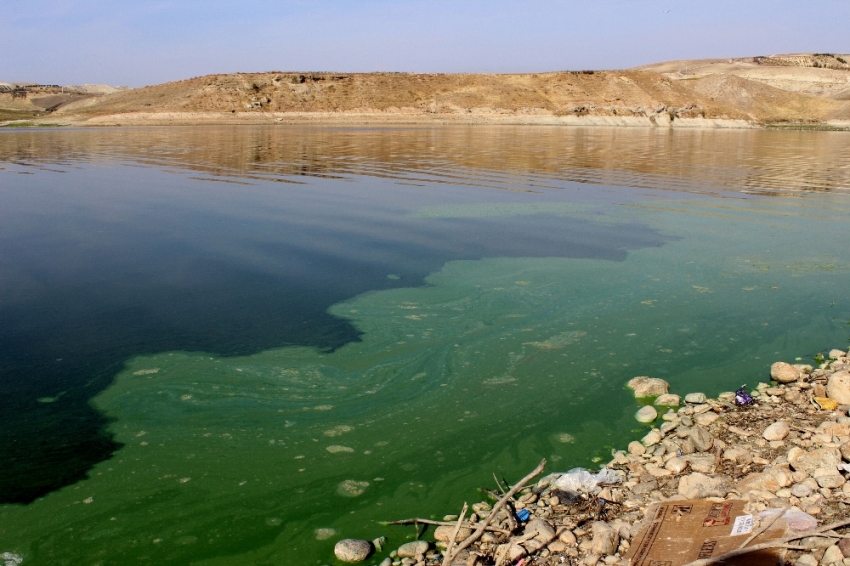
[4,53,850,128]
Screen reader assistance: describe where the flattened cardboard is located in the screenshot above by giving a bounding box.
[624,500,787,566]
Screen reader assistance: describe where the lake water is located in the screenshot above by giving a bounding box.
[0,126,849,565]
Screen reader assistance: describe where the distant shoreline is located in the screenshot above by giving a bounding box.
[4,54,850,129]
[5,112,849,130]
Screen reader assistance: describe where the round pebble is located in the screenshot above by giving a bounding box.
[762,421,790,441]
[636,405,658,423]
[334,539,372,562]
[684,392,707,404]
[628,441,646,455]
[397,540,429,558]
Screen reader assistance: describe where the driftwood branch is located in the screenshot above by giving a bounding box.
[681,517,850,566]
[382,518,508,534]
[443,459,547,566]
[442,502,468,566]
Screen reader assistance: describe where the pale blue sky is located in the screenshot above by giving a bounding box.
[3,0,849,86]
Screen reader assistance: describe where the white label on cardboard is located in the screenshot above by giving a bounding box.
[730,514,754,536]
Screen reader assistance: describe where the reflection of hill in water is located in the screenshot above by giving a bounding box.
[1,126,849,195]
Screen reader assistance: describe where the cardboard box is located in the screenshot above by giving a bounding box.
[624,500,787,566]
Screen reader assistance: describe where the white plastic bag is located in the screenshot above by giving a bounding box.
[541,467,624,494]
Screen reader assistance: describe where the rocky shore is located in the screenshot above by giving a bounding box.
[334,347,850,566]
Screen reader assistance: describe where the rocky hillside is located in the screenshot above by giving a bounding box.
[5,54,850,127]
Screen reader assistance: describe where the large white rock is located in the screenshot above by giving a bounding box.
[654,394,680,406]
[334,539,372,562]
[684,392,707,404]
[689,426,714,452]
[829,349,847,360]
[770,362,799,383]
[787,447,842,474]
[434,525,472,542]
[678,472,729,499]
[822,544,844,565]
[763,421,791,441]
[738,465,793,492]
[591,521,619,556]
[397,541,429,558]
[665,456,689,474]
[642,430,663,446]
[627,377,669,397]
[827,371,850,405]
[636,405,658,423]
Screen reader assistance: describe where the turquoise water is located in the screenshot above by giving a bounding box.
[0,126,849,565]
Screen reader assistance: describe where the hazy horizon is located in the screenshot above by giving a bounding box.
[3,0,850,87]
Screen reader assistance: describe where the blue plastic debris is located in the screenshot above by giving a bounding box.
[515,508,531,522]
[735,385,754,406]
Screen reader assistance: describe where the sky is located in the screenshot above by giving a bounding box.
[2,0,849,87]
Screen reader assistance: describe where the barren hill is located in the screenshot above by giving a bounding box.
[5,54,850,128]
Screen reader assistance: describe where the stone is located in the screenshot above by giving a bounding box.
[665,456,689,474]
[548,541,568,553]
[684,392,707,404]
[831,350,848,360]
[819,421,850,436]
[794,554,818,566]
[771,362,800,383]
[495,543,526,563]
[823,544,844,565]
[694,412,720,427]
[792,483,814,498]
[723,447,752,464]
[738,465,794,492]
[379,558,392,566]
[591,522,619,556]
[817,474,846,489]
[689,426,714,452]
[648,467,672,477]
[678,472,729,499]
[434,525,472,542]
[397,541,429,558]
[828,371,850,405]
[841,442,850,462]
[688,454,716,473]
[654,394,680,406]
[334,539,372,562]
[627,377,669,397]
[631,480,658,495]
[763,421,791,441]
[642,430,663,446]
[839,537,850,558]
[628,441,646,455]
[525,518,556,542]
[788,447,842,474]
[636,405,658,423]
[559,530,577,546]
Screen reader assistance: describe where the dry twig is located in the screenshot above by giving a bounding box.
[383,518,507,533]
[443,459,546,566]
[442,502,468,566]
